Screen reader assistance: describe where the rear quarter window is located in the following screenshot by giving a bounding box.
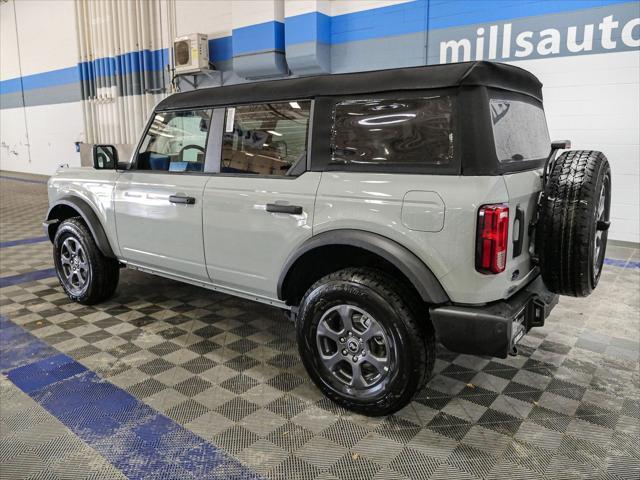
[490,93,550,164]
[330,96,455,167]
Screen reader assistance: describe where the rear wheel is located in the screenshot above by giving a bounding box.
[53,217,119,305]
[537,150,611,297]
[296,267,434,416]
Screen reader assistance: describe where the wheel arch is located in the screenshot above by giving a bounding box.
[278,229,449,306]
[45,196,116,258]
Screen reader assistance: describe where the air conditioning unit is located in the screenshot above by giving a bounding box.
[173,33,210,74]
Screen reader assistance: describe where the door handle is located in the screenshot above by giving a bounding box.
[169,195,196,205]
[266,203,303,215]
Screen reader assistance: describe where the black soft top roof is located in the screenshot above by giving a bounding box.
[157,61,543,111]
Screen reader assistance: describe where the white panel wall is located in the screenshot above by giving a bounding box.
[0,1,29,171]
[0,2,20,80]
[0,0,82,175]
[285,0,331,17]
[513,51,640,243]
[330,0,413,16]
[1,103,84,174]
[232,0,284,29]
[175,0,232,39]
[13,0,78,76]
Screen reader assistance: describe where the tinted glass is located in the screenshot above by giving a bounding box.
[94,145,117,169]
[221,101,310,176]
[137,109,212,172]
[330,96,454,166]
[490,97,550,163]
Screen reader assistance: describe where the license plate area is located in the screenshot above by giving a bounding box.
[510,296,548,352]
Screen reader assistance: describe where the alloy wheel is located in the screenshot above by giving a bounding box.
[60,237,89,295]
[315,304,393,390]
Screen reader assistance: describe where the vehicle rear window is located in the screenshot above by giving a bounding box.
[330,96,454,166]
[490,95,550,163]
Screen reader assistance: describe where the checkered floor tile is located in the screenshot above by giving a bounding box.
[1,172,639,479]
[0,175,49,243]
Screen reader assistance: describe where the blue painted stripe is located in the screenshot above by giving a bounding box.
[210,36,233,62]
[0,268,56,288]
[0,236,49,249]
[330,0,429,44]
[0,316,59,371]
[0,316,261,480]
[0,66,79,95]
[232,21,285,56]
[329,0,633,44]
[285,11,332,46]
[78,48,170,82]
[0,175,48,184]
[280,0,637,46]
[605,258,640,269]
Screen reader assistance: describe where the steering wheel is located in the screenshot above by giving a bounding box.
[178,144,205,162]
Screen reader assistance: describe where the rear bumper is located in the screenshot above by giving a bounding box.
[430,276,558,358]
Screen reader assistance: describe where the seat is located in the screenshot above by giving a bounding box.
[149,154,170,171]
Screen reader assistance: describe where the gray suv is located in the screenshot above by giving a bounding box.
[44,61,611,415]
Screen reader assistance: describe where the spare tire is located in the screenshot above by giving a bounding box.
[536,150,611,297]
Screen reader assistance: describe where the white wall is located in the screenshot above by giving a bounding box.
[175,0,232,39]
[0,103,84,174]
[0,0,29,168]
[14,1,79,77]
[515,51,640,243]
[0,0,83,175]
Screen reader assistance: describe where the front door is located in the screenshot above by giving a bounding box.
[203,100,319,300]
[114,108,214,281]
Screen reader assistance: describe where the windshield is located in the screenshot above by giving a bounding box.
[490,93,550,163]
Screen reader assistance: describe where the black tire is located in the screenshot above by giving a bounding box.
[537,150,611,297]
[53,217,119,305]
[296,267,435,416]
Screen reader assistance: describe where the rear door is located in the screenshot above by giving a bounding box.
[114,108,215,281]
[202,100,320,300]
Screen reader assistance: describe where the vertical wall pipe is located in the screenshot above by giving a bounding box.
[75,1,89,143]
[75,0,170,146]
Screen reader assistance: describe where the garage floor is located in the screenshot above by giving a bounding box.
[1,172,638,480]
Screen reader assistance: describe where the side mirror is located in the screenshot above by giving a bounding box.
[93,145,118,170]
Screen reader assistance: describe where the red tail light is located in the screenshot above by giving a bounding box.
[476,204,509,274]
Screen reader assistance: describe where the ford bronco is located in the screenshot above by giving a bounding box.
[45,61,611,415]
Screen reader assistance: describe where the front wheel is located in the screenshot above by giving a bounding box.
[53,217,120,305]
[296,268,434,416]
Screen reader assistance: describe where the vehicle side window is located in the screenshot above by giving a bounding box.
[330,96,454,166]
[136,109,212,172]
[489,94,550,163]
[221,101,310,176]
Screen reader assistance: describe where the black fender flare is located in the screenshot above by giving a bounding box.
[277,229,450,304]
[45,196,116,258]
